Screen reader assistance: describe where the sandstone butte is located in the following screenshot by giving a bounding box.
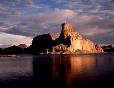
[32,23,103,54]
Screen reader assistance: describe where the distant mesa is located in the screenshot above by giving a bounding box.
[18,44,27,49]
[31,23,103,54]
[102,44,114,52]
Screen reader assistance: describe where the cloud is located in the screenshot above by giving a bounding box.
[75,14,114,32]
[6,25,35,36]
[5,9,77,36]
[88,31,114,44]
[70,14,114,44]
[0,0,43,20]
[52,0,114,9]
[0,32,32,46]
[0,0,114,45]
[2,7,114,45]
[37,9,77,23]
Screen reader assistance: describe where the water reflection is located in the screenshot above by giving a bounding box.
[33,56,53,80]
[0,55,33,80]
[52,55,96,77]
[50,55,97,88]
[32,54,114,88]
[71,56,95,74]
[0,54,114,88]
[50,54,114,77]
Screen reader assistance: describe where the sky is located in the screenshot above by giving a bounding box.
[0,0,114,47]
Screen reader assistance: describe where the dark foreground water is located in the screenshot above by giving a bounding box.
[0,53,114,88]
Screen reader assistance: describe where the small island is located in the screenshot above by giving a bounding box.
[0,23,113,55]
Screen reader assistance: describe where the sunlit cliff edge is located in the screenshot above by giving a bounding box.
[0,23,104,55]
[31,23,103,54]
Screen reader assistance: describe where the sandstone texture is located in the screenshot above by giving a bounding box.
[32,23,103,54]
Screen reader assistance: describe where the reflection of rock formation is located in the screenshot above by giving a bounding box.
[52,55,96,76]
[52,55,72,87]
[32,54,114,88]
[31,23,103,54]
[32,56,67,88]
[33,56,53,80]
[70,56,96,76]
[51,55,96,87]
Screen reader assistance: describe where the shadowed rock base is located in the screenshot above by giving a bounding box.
[31,23,103,54]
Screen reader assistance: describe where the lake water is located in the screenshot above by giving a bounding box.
[0,53,114,88]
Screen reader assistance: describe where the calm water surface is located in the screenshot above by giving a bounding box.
[0,53,114,88]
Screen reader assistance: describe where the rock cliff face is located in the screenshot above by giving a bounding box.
[32,23,103,54]
[95,44,104,52]
[102,44,114,52]
[53,23,103,53]
[32,34,54,53]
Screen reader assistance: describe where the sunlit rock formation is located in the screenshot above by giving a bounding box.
[53,23,103,54]
[95,44,104,52]
[31,23,103,54]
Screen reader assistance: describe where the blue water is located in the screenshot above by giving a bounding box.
[0,53,114,88]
